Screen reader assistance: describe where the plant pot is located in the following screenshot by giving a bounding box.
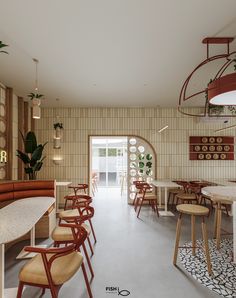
[55,127,62,139]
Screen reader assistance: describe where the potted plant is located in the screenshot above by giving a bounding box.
[54,122,63,138]
[16,131,47,180]
[0,41,8,54]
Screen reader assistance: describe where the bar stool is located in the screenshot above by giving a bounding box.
[175,193,199,206]
[168,188,184,207]
[64,184,89,210]
[173,204,212,275]
[212,197,232,250]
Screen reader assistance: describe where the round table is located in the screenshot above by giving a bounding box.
[202,186,236,262]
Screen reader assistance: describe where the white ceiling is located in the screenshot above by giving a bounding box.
[0,0,236,107]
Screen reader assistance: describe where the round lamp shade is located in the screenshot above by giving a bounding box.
[208,73,236,105]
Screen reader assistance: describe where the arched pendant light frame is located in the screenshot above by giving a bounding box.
[178,37,236,117]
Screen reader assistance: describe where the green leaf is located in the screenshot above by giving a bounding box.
[34,161,43,172]
[25,131,37,153]
[31,145,43,161]
[16,150,30,164]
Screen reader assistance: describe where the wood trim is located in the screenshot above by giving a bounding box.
[23,101,29,133]
[6,88,13,180]
[17,97,24,180]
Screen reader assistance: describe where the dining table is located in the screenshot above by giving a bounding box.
[202,186,236,262]
[0,196,55,298]
[152,180,181,216]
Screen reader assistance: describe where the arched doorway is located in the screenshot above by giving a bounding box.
[89,135,156,203]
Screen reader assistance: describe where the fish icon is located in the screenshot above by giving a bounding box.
[118,288,130,296]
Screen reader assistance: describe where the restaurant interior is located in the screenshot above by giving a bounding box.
[0,1,236,298]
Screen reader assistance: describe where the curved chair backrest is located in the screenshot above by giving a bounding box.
[58,223,88,249]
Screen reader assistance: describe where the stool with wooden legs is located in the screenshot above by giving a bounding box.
[173,204,212,275]
[212,197,233,250]
[59,206,96,255]
[175,193,199,206]
[60,196,97,244]
[52,219,94,279]
[64,184,89,210]
[17,227,93,298]
[168,188,184,208]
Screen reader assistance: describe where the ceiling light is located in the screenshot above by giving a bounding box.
[178,37,236,117]
[158,125,168,133]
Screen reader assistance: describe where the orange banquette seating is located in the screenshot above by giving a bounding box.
[0,180,56,249]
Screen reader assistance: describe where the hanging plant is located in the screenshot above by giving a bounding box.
[0,41,8,54]
[28,93,44,100]
[53,122,63,130]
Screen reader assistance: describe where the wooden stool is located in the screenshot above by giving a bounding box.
[168,188,184,207]
[212,197,232,250]
[176,193,198,205]
[173,204,212,275]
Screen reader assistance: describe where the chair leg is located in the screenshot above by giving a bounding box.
[137,199,143,218]
[64,198,68,210]
[173,213,182,265]
[191,215,196,256]
[88,219,97,243]
[17,282,24,298]
[155,200,159,217]
[41,288,46,296]
[87,236,94,256]
[201,217,212,275]
[216,206,222,250]
[134,195,139,211]
[81,263,93,298]
[82,244,94,278]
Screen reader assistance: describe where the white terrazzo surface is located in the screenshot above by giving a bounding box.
[0,197,55,244]
[202,186,236,202]
[152,180,180,188]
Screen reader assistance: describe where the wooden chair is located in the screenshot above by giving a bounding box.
[52,219,94,279]
[17,227,93,298]
[64,184,89,210]
[135,183,159,218]
[173,204,212,275]
[59,206,96,253]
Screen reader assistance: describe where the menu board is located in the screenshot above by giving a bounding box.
[189,136,234,160]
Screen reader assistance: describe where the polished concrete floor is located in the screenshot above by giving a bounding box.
[6,187,231,298]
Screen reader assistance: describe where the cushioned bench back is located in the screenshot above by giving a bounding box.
[0,180,55,202]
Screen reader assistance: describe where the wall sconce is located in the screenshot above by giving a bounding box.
[52,156,63,165]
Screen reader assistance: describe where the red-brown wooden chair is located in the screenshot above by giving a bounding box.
[59,206,96,255]
[17,226,93,298]
[60,197,97,244]
[64,183,89,210]
[52,217,94,279]
[135,183,159,218]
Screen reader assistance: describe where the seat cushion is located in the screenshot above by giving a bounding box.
[52,223,91,242]
[19,251,83,285]
[59,209,80,219]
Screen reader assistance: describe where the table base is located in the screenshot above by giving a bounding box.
[4,287,22,298]
[16,245,48,259]
[159,211,175,217]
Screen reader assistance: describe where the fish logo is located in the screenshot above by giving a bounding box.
[118,288,130,296]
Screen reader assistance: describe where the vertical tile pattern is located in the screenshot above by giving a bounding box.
[35,107,236,201]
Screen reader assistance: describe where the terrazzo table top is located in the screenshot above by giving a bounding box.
[0,197,55,244]
[152,180,180,187]
[202,186,236,202]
